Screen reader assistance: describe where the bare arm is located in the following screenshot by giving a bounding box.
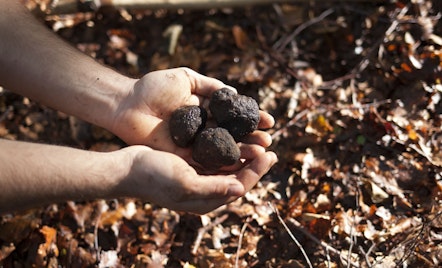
[0,1,278,214]
[0,139,277,215]
[0,139,128,213]
[0,1,275,152]
[0,0,134,131]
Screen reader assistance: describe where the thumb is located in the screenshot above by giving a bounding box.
[172,176,245,214]
[182,67,237,97]
[189,175,245,200]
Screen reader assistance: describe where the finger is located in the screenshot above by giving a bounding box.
[194,144,266,174]
[241,131,273,147]
[205,150,278,185]
[186,94,202,106]
[239,143,266,159]
[170,173,248,214]
[190,138,271,174]
[258,111,275,129]
[214,144,267,172]
[172,196,233,215]
[193,159,243,174]
[178,151,278,214]
[180,67,233,96]
[234,151,278,193]
[185,174,245,200]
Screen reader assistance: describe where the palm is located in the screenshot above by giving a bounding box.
[112,67,275,166]
[113,68,222,158]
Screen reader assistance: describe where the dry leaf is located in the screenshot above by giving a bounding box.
[232,25,250,50]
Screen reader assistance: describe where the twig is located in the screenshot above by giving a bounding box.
[335,99,391,110]
[315,5,410,87]
[191,214,229,255]
[395,211,442,266]
[234,218,250,268]
[268,201,361,268]
[39,0,387,15]
[271,108,309,140]
[274,8,335,52]
[325,246,331,268]
[347,226,355,268]
[358,242,375,267]
[43,0,316,15]
[286,217,360,267]
[352,5,409,75]
[319,73,356,89]
[269,202,313,268]
[346,189,361,268]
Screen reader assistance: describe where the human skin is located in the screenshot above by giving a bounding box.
[0,0,277,214]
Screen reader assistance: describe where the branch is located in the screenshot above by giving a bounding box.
[191,214,229,255]
[42,0,389,14]
[45,0,297,14]
[269,203,313,268]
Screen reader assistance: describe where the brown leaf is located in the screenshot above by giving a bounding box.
[38,226,58,257]
[232,25,250,50]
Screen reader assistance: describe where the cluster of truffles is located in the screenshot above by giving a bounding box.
[169,88,260,169]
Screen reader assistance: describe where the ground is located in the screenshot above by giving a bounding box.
[1,0,442,267]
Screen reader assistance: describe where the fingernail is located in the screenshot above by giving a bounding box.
[269,152,278,165]
[228,184,244,196]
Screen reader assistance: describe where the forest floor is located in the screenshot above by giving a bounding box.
[1,0,442,267]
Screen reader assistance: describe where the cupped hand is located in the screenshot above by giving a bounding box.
[111,67,274,161]
[116,145,278,214]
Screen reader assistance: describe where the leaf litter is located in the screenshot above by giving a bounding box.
[1,0,442,267]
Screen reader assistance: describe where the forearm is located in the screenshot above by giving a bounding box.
[0,0,135,130]
[0,139,130,214]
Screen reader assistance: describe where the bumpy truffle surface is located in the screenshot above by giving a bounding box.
[169,105,207,147]
[209,88,260,141]
[192,127,240,169]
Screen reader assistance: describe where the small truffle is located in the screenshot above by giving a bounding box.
[169,105,207,147]
[192,127,240,169]
[209,88,260,141]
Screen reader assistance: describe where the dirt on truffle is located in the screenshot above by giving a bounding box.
[169,105,207,147]
[192,127,240,169]
[209,88,260,141]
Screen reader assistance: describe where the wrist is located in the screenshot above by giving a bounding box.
[102,148,135,198]
[86,74,137,132]
[105,146,154,198]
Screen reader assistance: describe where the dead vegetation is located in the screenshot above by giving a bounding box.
[1,0,442,267]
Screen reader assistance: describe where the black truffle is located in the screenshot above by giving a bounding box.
[209,88,260,141]
[192,127,240,169]
[169,105,207,147]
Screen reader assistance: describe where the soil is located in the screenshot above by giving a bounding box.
[1,0,442,267]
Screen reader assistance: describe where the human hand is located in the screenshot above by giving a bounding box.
[114,145,277,214]
[111,67,274,162]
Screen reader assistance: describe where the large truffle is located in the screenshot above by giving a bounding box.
[169,105,207,147]
[209,88,260,141]
[192,127,240,169]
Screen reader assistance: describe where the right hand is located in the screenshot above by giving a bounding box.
[113,145,278,214]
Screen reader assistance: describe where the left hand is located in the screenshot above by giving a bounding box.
[111,67,274,163]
